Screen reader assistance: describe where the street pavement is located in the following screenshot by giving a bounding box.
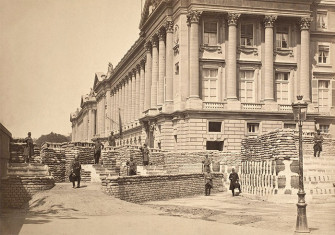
[1,183,334,235]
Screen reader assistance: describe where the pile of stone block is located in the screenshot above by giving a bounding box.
[41,144,66,182]
[9,140,39,163]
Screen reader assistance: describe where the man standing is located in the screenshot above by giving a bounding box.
[24,132,34,163]
[126,156,137,176]
[229,168,241,196]
[140,144,150,166]
[94,139,104,164]
[204,168,213,196]
[314,129,324,158]
[109,131,116,147]
[71,155,81,188]
[202,155,211,173]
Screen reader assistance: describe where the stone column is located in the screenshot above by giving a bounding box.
[226,13,240,100]
[187,10,202,100]
[111,90,115,131]
[92,109,96,138]
[300,17,312,102]
[105,89,111,136]
[131,71,136,123]
[88,108,93,141]
[127,76,131,125]
[151,35,159,109]
[144,42,152,111]
[158,28,166,107]
[264,15,277,102]
[114,87,118,132]
[135,65,141,120]
[102,94,106,137]
[165,20,174,110]
[139,59,145,116]
[123,79,128,125]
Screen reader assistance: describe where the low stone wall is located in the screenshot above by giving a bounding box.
[0,176,55,208]
[102,173,224,203]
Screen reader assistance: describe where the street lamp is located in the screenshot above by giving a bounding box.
[292,95,309,233]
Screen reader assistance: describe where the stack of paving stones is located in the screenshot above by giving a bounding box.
[103,173,224,203]
[9,140,40,163]
[241,129,298,161]
[80,169,91,182]
[40,142,66,183]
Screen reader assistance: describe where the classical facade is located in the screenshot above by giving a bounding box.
[71,0,335,151]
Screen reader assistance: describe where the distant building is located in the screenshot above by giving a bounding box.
[71,0,335,151]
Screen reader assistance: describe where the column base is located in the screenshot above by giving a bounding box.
[186,97,203,110]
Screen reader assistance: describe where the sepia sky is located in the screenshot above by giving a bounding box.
[0,0,142,138]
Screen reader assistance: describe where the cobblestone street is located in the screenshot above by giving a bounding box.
[1,182,334,235]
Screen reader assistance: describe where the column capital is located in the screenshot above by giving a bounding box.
[187,10,202,26]
[158,28,166,41]
[227,13,241,26]
[165,20,174,33]
[300,17,312,30]
[140,58,146,68]
[144,41,152,52]
[136,64,141,73]
[129,71,135,78]
[264,15,277,28]
[151,34,159,48]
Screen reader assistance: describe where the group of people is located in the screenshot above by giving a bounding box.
[126,144,150,176]
[202,155,241,196]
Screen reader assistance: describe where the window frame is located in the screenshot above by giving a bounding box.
[275,72,290,104]
[239,69,255,103]
[208,121,223,133]
[202,67,219,102]
[240,23,254,47]
[202,20,219,46]
[317,43,330,65]
[275,25,290,49]
[319,124,329,133]
[246,122,261,136]
[316,11,328,30]
[318,80,331,108]
[283,123,297,130]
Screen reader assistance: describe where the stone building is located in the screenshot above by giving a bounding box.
[70,0,335,151]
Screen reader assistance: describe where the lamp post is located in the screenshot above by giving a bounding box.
[292,95,309,233]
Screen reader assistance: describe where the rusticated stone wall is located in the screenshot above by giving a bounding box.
[0,176,55,208]
[102,173,224,203]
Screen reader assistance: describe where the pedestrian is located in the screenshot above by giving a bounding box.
[70,155,81,188]
[202,155,211,173]
[313,129,323,157]
[94,139,104,164]
[204,168,213,196]
[109,131,116,147]
[140,144,150,166]
[126,156,137,176]
[23,132,34,163]
[229,168,241,196]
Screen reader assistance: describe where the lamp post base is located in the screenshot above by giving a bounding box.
[295,192,309,233]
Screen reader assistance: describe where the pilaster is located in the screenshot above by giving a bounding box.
[164,20,174,112]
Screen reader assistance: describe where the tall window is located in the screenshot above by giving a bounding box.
[247,123,259,135]
[318,80,330,108]
[239,70,254,103]
[275,73,289,104]
[202,68,218,102]
[241,24,253,46]
[317,12,327,29]
[318,45,329,64]
[203,21,218,45]
[276,26,289,48]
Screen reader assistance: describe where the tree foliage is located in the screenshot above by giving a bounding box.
[35,132,71,147]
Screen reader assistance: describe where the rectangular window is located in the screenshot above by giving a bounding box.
[318,80,330,108]
[241,24,253,46]
[276,26,289,48]
[247,123,259,134]
[203,21,218,45]
[240,70,254,103]
[202,68,218,102]
[209,122,222,132]
[319,124,329,133]
[206,141,223,151]
[284,123,296,130]
[275,73,290,104]
[317,12,327,29]
[318,45,329,64]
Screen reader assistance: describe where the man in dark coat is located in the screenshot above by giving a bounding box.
[94,140,104,164]
[314,129,324,157]
[202,155,211,173]
[70,156,81,188]
[126,156,137,176]
[140,144,150,166]
[229,168,241,196]
[109,131,116,147]
[204,168,213,196]
[24,132,34,163]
